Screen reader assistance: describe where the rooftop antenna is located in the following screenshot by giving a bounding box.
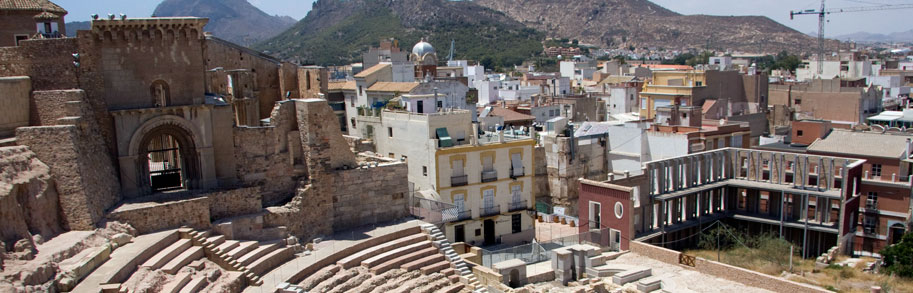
[448,39,455,62]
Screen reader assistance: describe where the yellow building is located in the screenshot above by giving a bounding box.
[359,108,537,246]
[434,136,536,246]
[639,71,706,119]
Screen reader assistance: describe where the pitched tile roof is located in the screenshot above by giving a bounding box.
[328,81,356,91]
[366,82,418,93]
[807,130,912,159]
[0,0,66,13]
[354,63,391,78]
[485,107,535,123]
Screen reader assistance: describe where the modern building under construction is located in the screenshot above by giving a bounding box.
[579,147,867,258]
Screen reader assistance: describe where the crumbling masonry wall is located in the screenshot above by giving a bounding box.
[15,90,120,230]
[0,146,63,252]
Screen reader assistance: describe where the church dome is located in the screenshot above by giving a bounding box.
[412,40,435,57]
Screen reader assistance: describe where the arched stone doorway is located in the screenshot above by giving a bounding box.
[122,115,205,197]
[137,124,201,193]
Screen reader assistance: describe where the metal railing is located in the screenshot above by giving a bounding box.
[510,166,525,178]
[456,209,472,221]
[481,204,501,217]
[451,175,468,186]
[480,227,614,267]
[481,170,498,182]
[410,194,457,225]
[865,199,878,210]
[509,200,528,212]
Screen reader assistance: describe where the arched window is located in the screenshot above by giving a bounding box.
[150,80,171,107]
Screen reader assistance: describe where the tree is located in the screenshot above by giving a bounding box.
[881,232,913,278]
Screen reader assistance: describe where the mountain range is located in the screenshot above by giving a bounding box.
[153,0,296,46]
[65,0,839,66]
[831,30,913,44]
[473,0,823,53]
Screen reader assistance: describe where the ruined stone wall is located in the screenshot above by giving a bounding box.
[107,197,211,234]
[278,62,299,100]
[533,146,550,202]
[263,182,333,242]
[0,76,31,137]
[0,38,78,91]
[208,187,263,220]
[15,90,120,230]
[232,126,298,205]
[296,99,357,173]
[297,67,328,99]
[204,37,281,119]
[330,163,409,231]
[0,146,63,251]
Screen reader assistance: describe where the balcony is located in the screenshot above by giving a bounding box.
[456,209,472,221]
[451,174,468,187]
[481,170,498,182]
[481,204,501,217]
[865,199,878,211]
[510,166,525,179]
[509,200,528,212]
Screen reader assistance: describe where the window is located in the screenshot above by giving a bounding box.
[512,214,522,233]
[388,127,393,138]
[437,101,443,108]
[14,35,28,46]
[358,86,363,96]
[423,166,428,176]
[867,192,878,209]
[695,81,703,86]
[796,130,804,137]
[872,164,882,177]
[794,99,802,105]
[388,153,395,158]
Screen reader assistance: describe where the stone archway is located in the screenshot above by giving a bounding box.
[123,115,205,196]
[138,125,200,192]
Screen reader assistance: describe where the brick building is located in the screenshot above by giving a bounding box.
[0,0,67,46]
[805,130,913,254]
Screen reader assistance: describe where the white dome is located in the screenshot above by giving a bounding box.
[412,41,435,57]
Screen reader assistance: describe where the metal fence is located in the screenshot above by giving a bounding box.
[480,227,614,267]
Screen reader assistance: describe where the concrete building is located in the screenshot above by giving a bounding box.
[0,0,67,47]
[796,51,878,81]
[769,78,883,125]
[639,70,767,120]
[359,109,537,246]
[593,147,866,259]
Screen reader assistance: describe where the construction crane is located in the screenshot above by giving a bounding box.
[790,0,913,76]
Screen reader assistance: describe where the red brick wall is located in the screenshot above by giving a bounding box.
[577,180,633,250]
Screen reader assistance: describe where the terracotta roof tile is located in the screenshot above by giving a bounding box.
[486,107,535,123]
[367,82,418,93]
[354,63,391,78]
[0,0,66,13]
[328,81,356,91]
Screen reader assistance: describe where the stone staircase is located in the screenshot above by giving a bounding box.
[90,227,295,293]
[283,224,467,293]
[420,223,486,293]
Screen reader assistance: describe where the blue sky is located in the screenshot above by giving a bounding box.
[54,0,910,36]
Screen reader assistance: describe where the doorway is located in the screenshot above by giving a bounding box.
[484,219,495,245]
[147,133,184,191]
[890,224,906,245]
[455,224,465,243]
